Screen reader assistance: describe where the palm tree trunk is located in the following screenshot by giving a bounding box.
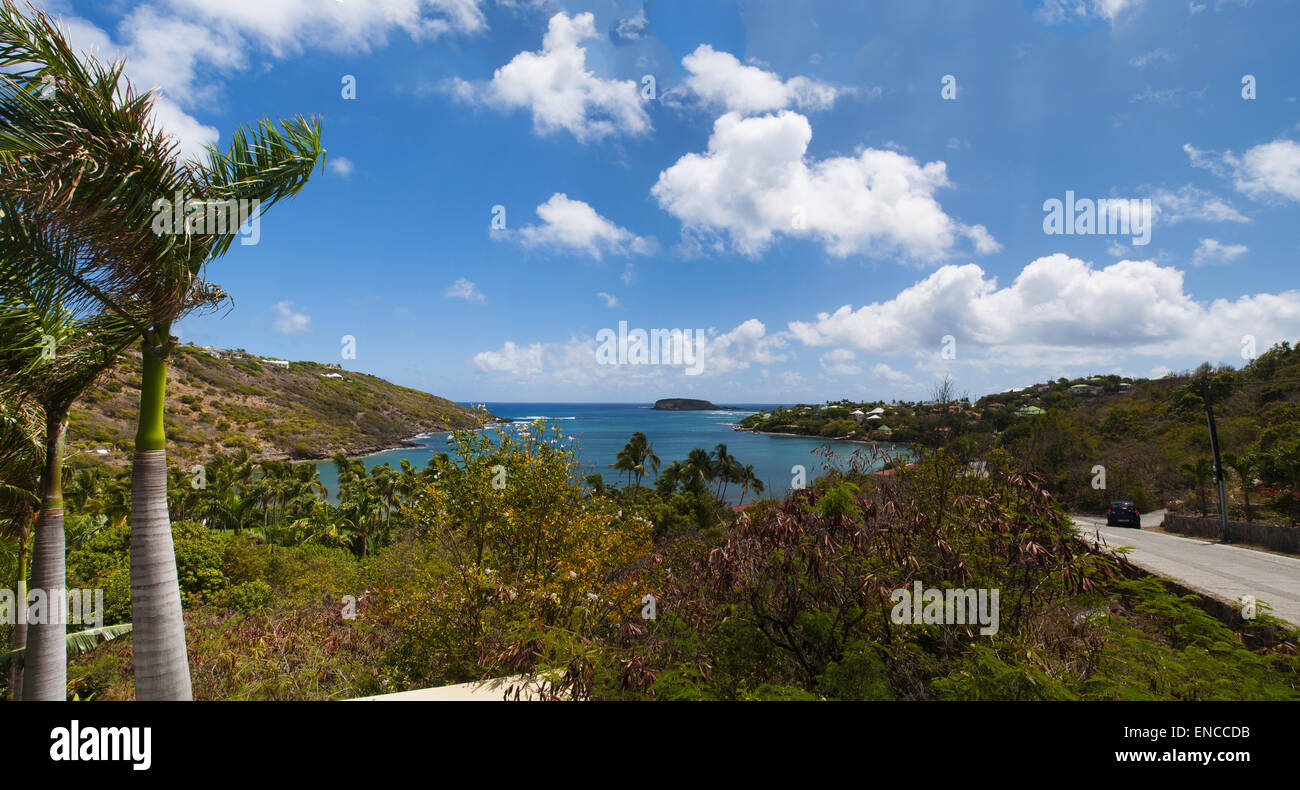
[23,412,67,700]
[130,341,192,700]
[7,521,30,700]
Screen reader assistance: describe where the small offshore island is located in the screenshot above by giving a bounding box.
[651,398,740,410]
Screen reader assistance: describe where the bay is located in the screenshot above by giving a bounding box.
[312,402,901,504]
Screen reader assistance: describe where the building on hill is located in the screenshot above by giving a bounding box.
[1016,405,1045,416]
[850,409,865,422]
[265,359,290,368]
[1070,384,1101,396]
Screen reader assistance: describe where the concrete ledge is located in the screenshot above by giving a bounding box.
[351,675,547,701]
[1162,513,1300,554]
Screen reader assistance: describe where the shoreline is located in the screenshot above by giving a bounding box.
[732,424,900,447]
[285,417,507,465]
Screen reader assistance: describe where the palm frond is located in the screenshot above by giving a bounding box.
[0,622,133,671]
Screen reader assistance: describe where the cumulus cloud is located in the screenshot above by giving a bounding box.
[651,110,997,260]
[787,253,1300,364]
[1187,139,1300,203]
[45,1,486,158]
[1192,238,1248,265]
[271,300,311,334]
[472,341,544,376]
[671,45,838,115]
[449,12,650,142]
[697,319,790,375]
[471,319,790,384]
[444,278,485,302]
[516,193,653,259]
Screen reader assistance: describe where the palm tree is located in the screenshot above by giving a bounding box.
[737,464,764,504]
[711,443,740,501]
[613,432,659,490]
[611,448,635,488]
[0,3,324,699]
[655,461,682,496]
[0,212,140,700]
[1222,452,1258,522]
[682,448,714,495]
[0,394,42,698]
[1180,457,1213,517]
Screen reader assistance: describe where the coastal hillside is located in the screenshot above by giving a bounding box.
[738,341,1300,520]
[67,344,496,466]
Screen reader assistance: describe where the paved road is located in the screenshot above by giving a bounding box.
[1071,510,1300,627]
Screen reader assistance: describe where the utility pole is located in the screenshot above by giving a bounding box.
[1201,370,1231,543]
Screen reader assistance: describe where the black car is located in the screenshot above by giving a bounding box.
[1106,501,1141,528]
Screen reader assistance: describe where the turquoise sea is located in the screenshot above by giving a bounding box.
[313,403,900,504]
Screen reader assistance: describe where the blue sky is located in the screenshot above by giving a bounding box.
[40,0,1300,402]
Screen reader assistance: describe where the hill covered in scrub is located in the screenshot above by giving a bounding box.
[741,341,1300,522]
[66,344,498,466]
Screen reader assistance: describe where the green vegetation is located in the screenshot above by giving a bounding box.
[2,421,1293,701]
[741,341,1300,522]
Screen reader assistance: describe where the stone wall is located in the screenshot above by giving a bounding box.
[1162,513,1300,554]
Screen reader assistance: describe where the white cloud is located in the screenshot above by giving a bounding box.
[147,94,221,160]
[1187,139,1300,203]
[444,278,485,302]
[1033,0,1143,25]
[613,9,648,41]
[1192,238,1248,265]
[788,253,1300,365]
[1129,48,1174,67]
[516,193,653,259]
[651,110,997,260]
[472,341,544,376]
[697,319,790,375]
[672,44,838,115]
[453,12,650,142]
[819,348,861,376]
[160,0,487,53]
[1148,183,1250,224]
[1231,140,1300,202]
[271,300,311,334]
[871,363,914,385]
[46,1,487,159]
[470,319,789,384]
[596,291,619,308]
[328,156,356,177]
